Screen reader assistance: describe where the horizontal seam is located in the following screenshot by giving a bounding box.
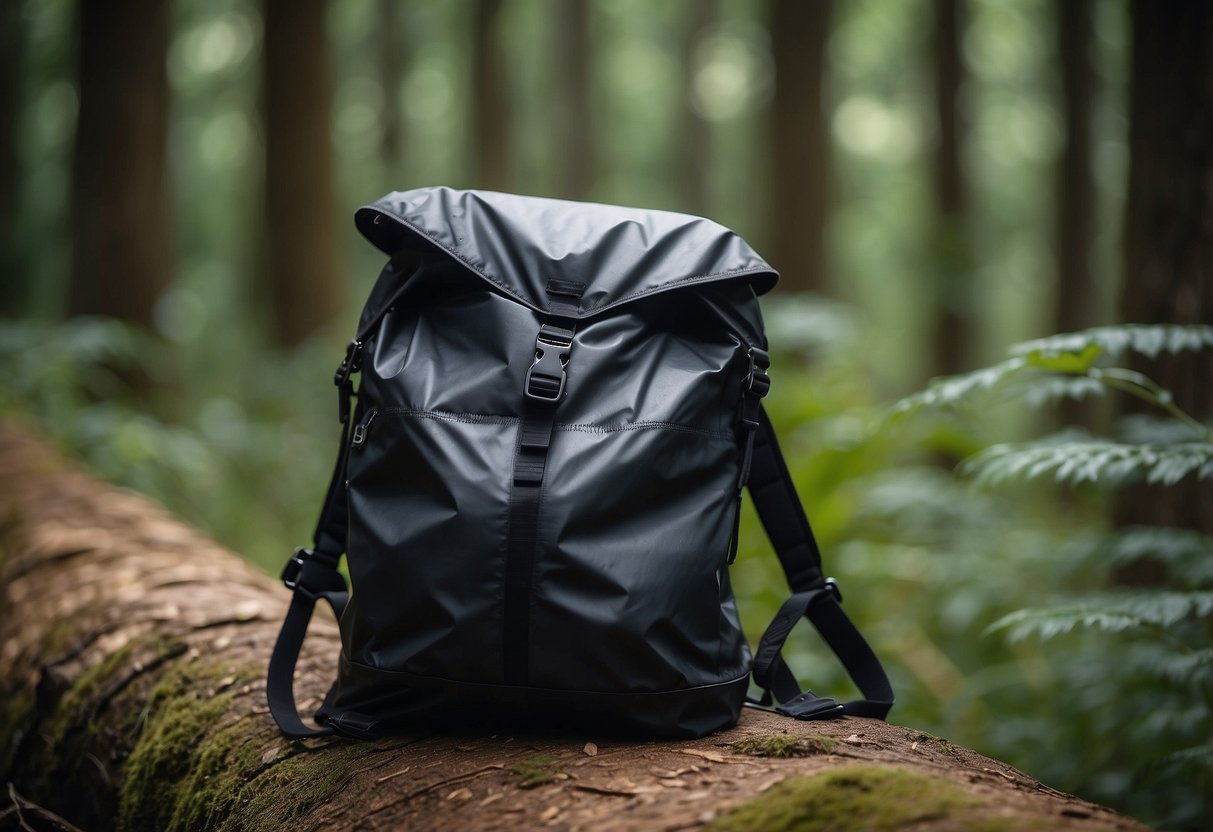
[377,408,732,439]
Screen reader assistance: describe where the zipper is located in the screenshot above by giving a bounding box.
[351,408,378,448]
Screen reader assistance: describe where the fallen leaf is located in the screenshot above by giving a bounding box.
[677,749,728,763]
[446,787,473,802]
[539,806,560,821]
[260,746,280,764]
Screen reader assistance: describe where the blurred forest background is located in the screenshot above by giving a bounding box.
[1,0,1211,829]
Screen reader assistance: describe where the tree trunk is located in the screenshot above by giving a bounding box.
[1117,0,1213,537]
[377,0,408,176]
[676,0,717,216]
[68,0,172,328]
[471,0,510,192]
[929,0,972,377]
[262,0,340,348]
[1054,0,1096,428]
[0,425,1150,831]
[552,0,594,201]
[768,0,832,294]
[0,0,21,317]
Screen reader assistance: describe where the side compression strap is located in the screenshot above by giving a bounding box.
[266,255,422,738]
[747,406,894,720]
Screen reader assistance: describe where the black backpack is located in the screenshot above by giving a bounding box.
[267,187,893,740]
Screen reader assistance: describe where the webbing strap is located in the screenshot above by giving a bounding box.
[502,282,582,685]
[747,406,894,720]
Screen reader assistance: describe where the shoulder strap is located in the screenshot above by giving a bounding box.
[746,405,895,720]
[266,258,418,738]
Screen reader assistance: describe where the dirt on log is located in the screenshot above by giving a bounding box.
[0,425,1149,832]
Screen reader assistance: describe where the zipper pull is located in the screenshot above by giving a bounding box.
[351,408,377,448]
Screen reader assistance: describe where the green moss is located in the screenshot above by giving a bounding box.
[234,743,363,832]
[0,686,35,774]
[707,765,981,832]
[119,653,357,832]
[511,754,557,788]
[732,733,838,758]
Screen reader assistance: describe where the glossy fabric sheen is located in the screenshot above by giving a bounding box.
[354,186,778,317]
[329,188,777,737]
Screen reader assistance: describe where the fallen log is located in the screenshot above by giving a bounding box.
[0,424,1148,831]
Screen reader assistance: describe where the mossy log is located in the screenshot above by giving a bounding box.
[0,425,1150,832]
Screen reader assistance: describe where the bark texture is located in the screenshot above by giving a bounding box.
[68,0,172,328]
[0,425,1150,831]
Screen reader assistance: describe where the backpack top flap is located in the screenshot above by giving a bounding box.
[354,187,779,318]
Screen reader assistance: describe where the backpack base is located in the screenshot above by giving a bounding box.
[315,655,750,740]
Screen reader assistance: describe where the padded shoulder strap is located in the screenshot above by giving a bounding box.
[746,406,895,720]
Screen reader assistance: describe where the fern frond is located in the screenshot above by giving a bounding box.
[961,438,1213,488]
[1013,324,1213,361]
[988,591,1213,642]
[1099,526,1213,587]
[892,358,1028,415]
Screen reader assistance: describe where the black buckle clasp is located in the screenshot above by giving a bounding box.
[281,546,312,591]
[525,324,573,403]
[824,576,842,603]
[746,347,771,398]
[776,690,845,720]
[333,340,363,388]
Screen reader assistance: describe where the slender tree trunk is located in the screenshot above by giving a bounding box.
[471,0,510,192]
[0,425,1148,832]
[0,0,21,316]
[1117,0,1213,536]
[552,0,594,201]
[377,0,408,176]
[769,0,832,294]
[676,0,717,216]
[263,0,340,348]
[68,0,172,328]
[929,0,971,377]
[1055,0,1096,428]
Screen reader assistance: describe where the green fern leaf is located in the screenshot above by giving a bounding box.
[1012,324,1213,361]
[989,591,1213,642]
[962,438,1213,488]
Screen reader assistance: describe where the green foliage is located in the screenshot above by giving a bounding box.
[963,435,1213,488]
[891,323,1213,830]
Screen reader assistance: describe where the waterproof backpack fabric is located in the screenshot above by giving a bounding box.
[268,187,893,740]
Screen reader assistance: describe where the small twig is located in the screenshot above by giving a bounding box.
[570,783,640,798]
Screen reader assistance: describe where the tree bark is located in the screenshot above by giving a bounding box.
[377,0,408,176]
[768,0,832,294]
[0,0,22,317]
[929,0,972,377]
[1054,0,1096,428]
[0,425,1149,831]
[676,0,717,217]
[1117,0,1213,537]
[262,0,340,348]
[471,0,510,192]
[551,0,594,201]
[68,0,172,328]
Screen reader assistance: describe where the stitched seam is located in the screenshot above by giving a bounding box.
[378,408,732,440]
[554,421,733,440]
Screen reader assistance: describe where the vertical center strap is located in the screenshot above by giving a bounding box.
[502,282,582,686]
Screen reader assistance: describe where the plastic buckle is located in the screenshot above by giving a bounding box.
[746,347,771,398]
[333,340,363,388]
[281,547,312,591]
[525,324,573,403]
[776,690,845,720]
[824,577,843,603]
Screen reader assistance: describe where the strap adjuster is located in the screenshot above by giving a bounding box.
[333,340,363,388]
[746,347,771,397]
[281,547,311,590]
[525,324,573,403]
